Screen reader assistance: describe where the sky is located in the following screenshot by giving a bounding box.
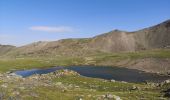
[0,0,170,46]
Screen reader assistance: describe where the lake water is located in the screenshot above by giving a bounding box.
[15,66,170,83]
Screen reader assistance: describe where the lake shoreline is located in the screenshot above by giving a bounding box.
[13,66,170,83]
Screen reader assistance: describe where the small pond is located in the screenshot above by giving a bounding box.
[15,66,170,83]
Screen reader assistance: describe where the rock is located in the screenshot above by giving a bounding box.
[29,74,40,80]
[165,79,170,84]
[19,87,25,90]
[57,69,80,76]
[79,98,83,100]
[28,69,80,80]
[164,88,170,97]
[164,92,170,97]
[159,79,170,87]
[75,86,80,88]
[83,82,87,84]
[12,91,20,95]
[105,94,114,99]
[30,92,39,97]
[68,84,73,88]
[55,82,62,85]
[132,85,137,90]
[6,71,12,74]
[104,94,122,100]
[76,95,83,100]
[9,73,19,76]
[1,84,7,88]
[62,89,67,92]
[87,94,91,97]
[110,79,116,82]
[145,82,158,87]
[103,80,108,82]
[131,85,140,90]
[121,81,127,83]
[113,95,122,100]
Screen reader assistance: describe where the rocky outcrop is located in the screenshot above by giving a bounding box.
[27,69,80,80]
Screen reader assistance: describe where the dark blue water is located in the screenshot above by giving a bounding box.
[15,66,170,83]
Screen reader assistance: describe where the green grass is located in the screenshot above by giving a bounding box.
[0,69,168,99]
[0,57,85,72]
[0,49,169,99]
[92,49,170,60]
[9,76,165,100]
[53,76,142,92]
[52,76,164,100]
[0,49,170,73]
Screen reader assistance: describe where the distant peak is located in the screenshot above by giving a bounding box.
[33,41,48,44]
[164,19,170,23]
[110,29,126,33]
[113,29,121,32]
[155,19,170,28]
[163,19,170,27]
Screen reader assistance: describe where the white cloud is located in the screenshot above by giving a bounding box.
[29,26,74,33]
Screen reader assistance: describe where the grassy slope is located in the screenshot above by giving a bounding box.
[0,49,170,73]
[25,76,167,100]
[0,49,169,99]
[1,75,167,100]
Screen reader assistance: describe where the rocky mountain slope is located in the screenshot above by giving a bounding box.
[89,19,170,52]
[2,19,170,57]
[0,44,15,56]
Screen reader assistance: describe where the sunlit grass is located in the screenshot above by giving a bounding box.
[0,49,169,72]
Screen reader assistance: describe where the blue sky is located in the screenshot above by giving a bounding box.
[0,0,170,46]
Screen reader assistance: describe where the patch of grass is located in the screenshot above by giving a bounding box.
[0,56,86,72]
[122,49,170,59]
[52,76,165,99]
[92,49,170,60]
[53,76,138,92]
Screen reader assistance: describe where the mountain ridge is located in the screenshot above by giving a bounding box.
[1,19,170,57]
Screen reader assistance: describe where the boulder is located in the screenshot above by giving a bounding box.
[55,82,62,86]
[105,94,114,99]
[27,69,80,80]
[1,84,7,88]
[104,94,122,100]
[110,79,116,82]
[165,79,170,84]
[131,85,140,90]
[159,79,170,87]
[113,95,122,100]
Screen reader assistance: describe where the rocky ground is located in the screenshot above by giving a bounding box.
[0,70,170,100]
